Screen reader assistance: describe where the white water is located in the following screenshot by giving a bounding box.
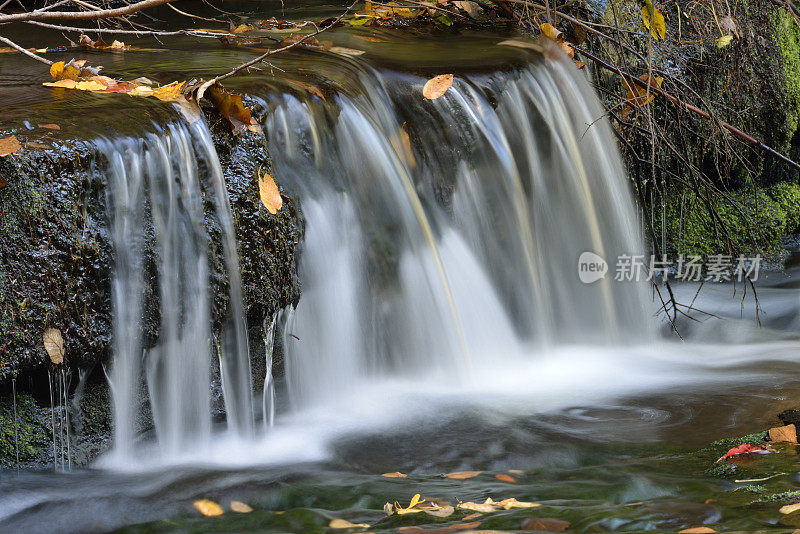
[97,53,799,469]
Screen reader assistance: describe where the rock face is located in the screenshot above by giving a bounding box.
[0,105,303,467]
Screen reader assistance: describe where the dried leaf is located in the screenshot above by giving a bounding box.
[193,499,224,517]
[152,81,186,101]
[205,83,262,134]
[496,498,540,509]
[230,500,253,513]
[329,46,365,56]
[384,502,394,515]
[540,22,563,41]
[678,528,717,534]
[521,517,570,531]
[780,502,800,514]
[495,474,516,483]
[258,167,283,214]
[424,505,454,518]
[109,40,127,50]
[452,0,481,17]
[716,35,733,48]
[38,123,60,130]
[43,79,78,89]
[329,518,371,529]
[382,472,407,477]
[422,74,453,100]
[717,443,771,462]
[75,80,106,91]
[233,23,255,33]
[624,74,663,107]
[641,0,666,40]
[457,500,497,513]
[445,470,481,479]
[462,513,482,521]
[769,424,797,443]
[0,136,22,157]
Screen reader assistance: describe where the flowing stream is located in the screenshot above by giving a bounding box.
[1,26,799,534]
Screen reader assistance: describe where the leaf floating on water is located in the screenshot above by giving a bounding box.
[424,505,454,518]
[495,473,516,483]
[769,424,797,443]
[329,46,366,56]
[193,499,223,517]
[422,74,453,100]
[640,0,666,40]
[521,517,570,531]
[43,328,64,364]
[382,471,407,477]
[43,79,78,89]
[152,81,186,101]
[678,528,717,534]
[38,124,60,130]
[258,167,283,215]
[329,518,371,529]
[780,502,800,515]
[230,500,253,513]
[445,470,481,481]
[716,35,733,48]
[0,136,22,157]
[458,497,540,513]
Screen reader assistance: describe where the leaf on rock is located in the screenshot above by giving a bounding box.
[258,167,283,215]
[193,499,224,517]
[769,424,797,443]
[717,443,771,462]
[230,500,253,513]
[422,74,453,100]
[206,83,262,134]
[0,136,22,157]
[329,518,371,529]
[521,517,571,531]
[641,0,666,40]
[382,471,407,477]
[445,470,481,479]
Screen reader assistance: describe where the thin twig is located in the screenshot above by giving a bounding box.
[0,34,53,64]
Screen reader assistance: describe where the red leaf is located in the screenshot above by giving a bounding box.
[717,443,770,462]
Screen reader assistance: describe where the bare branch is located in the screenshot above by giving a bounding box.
[0,34,53,64]
[0,0,177,23]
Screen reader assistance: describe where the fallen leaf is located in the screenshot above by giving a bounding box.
[540,22,563,41]
[521,517,570,531]
[38,123,60,130]
[329,46,365,56]
[496,498,541,509]
[230,500,253,513]
[152,81,186,101]
[424,505,454,518]
[43,79,78,89]
[205,83,262,134]
[445,470,481,479]
[769,424,797,443]
[641,0,666,40]
[329,518,371,529]
[0,136,22,157]
[462,513,482,521]
[233,23,254,33]
[717,443,771,462]
[624,74,663,107]
[452,0,481,17]
[678,528,717,534]
[422,74,453,100]
[495,474,516,483]
[780,502,800,515]
[382,472,407,477]
[193,499,223,517]
[0,174,6,189]
[384,502,394,515]
[716,35,733,48]
[75,80,106,91]
[109,40,127,50]
[257,167,283,214]
[457,500,498,513]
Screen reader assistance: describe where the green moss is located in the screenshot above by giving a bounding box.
[0,392,51,468]
[770,9,800,154]
[657,187,791,259]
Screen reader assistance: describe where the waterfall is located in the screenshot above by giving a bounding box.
[102,122,254,462]
[265,56,653,409]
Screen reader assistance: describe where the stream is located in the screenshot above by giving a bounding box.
[1,1,800,532]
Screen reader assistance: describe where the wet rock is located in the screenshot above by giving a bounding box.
[778,409,800,427]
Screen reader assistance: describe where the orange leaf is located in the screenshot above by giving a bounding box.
[422,74,453,100]
[152,81,186,101]
[382,472,407,477]
[193,499,223,517]
[258,167,283,214]
[445,470,481,479]
[0,136,22,157]
[769,424,797,443]
[495,473,516,483]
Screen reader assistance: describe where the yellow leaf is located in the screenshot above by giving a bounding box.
[109,40,126,49]
[43,79,77,89]
[678,529,717,534]
[75,80,106,91]
[49,61,64,79]
[258,167,283,214]
[233,23,254,33]
[329,518,371,529]
[193,499,223,517]
[128,85,154,97]
[409,494,422,508]
[381,472,407,477]
[230,500,253,513]
[43,328,64,364]
[641,0,666,40]
[716,35,733,48]
[540,22,563,41]
[152,81,186,101]
[0,136,22,157]
[780,502,800,514]
[496,498,541,509]
[445,470,482,479]
[624,74,663,107]
[422,74,453,100]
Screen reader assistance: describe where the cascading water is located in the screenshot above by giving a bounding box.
[102,122,255,463]
[265,55,653,410]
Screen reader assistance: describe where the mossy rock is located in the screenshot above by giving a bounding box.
[0,392,51,468]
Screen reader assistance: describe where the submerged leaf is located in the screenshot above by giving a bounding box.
[495,473,516,483]
[230,500,253,513]
[445,470,481,479]
[678,528,717,534]
[422,74,453,100]
[329,518,371,529]
[780,502,800,514]
[382,471,407,477]
[521,517,570,531]
[193,499,224,517]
